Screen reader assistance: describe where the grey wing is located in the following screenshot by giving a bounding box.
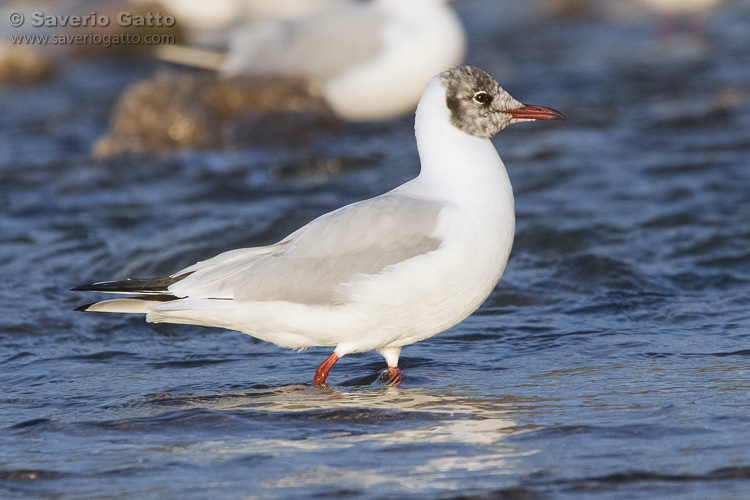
[223,4,387,81]
[168,195,444,305]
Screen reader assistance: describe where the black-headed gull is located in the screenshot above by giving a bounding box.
[73,66,565,385]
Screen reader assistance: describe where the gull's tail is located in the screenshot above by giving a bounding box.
[152,45,227,72]
[71,273,192,314]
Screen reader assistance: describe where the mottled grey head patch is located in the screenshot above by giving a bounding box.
[441,66,524,139]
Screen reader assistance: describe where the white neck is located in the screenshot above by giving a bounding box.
[407,76,514,218]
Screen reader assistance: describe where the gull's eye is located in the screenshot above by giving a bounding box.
[473,91,492,105]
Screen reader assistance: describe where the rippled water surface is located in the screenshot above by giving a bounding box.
[2,1,750,499]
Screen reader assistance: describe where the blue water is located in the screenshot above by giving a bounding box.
[2,1,750,499]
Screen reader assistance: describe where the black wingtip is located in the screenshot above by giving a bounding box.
[70,273,193,295]
[74,303,94,312]
[70,280,143,293]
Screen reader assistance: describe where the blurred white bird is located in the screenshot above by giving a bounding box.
[636,0,722,15]
[130,0,353,46]
[636,0,723,37]
[157,0,466,121]
[73,66,565,385]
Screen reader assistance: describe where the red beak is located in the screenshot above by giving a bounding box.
[503,104,566,121]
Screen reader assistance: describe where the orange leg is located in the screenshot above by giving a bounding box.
[382,366,403,385]
[313,352,340,385]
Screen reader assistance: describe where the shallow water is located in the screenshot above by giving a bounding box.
[2,1,750,499]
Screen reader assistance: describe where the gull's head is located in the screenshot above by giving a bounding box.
[440,66,566,139]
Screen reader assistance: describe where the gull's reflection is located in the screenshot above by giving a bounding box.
[131,381,529,492]
[146,382,521,455]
